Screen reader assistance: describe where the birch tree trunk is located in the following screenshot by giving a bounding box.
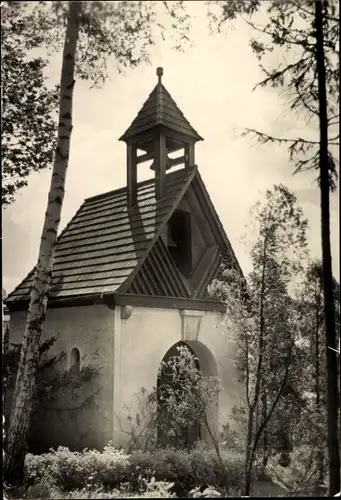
[314,1,340,495]
[4,1,81,486]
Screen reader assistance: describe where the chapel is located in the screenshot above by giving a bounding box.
[5,68,243,451]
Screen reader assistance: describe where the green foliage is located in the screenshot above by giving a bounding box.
[1,2,59,205]
[24,444,253,497]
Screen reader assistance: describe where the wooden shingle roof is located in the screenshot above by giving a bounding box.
[6,167,196,305]
[119,82,203,143]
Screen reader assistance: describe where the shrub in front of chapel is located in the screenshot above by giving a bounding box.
[25,444,130,492]
[127,446,247,496]
[25,443,249,495]
[128,447,193,496]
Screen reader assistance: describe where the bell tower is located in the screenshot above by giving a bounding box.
[119,68,203,209]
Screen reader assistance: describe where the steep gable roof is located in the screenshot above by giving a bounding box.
[119,82,203,143]
[6,168,195,305]
[6,167,243,308]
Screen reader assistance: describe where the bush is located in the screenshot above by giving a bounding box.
[129,447,193,496]
[25,443,130,492]
[266,445,325,496]
[25,481,176,499]
[25,442,253,497]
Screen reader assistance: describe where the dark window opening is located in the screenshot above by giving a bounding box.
[70,347,80,373]
[167,210,192,277]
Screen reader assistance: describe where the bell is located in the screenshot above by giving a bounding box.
[150,155,171,171]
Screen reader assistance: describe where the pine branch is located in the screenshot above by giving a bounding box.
[234,127,340,148]
[291,78,319,117]
[253,57,311,92]
[234,127,319,146]
[240,14,315,49]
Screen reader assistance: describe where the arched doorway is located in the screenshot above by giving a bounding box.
[157,341,201,449]
[157,340,218,449]
[157,341,219,448]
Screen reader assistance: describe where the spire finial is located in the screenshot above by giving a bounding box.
[156,67,163,84]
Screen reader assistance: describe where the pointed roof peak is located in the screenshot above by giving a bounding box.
[119,68,203,143]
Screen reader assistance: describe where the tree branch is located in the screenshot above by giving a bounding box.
[253,56,311,92]
[240,14,314,49]
[247,339,293,474]
[234,127,319,146]
[234,127,340,148]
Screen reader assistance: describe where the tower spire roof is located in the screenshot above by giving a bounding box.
[119,68,203,143]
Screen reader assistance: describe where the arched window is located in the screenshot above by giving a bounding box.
[70,347,80,373]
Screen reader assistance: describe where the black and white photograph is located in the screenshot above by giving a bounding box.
[2,1,340,498]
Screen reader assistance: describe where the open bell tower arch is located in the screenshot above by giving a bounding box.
[119,67,203,208]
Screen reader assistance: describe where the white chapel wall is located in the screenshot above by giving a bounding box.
[7,304,115,451]
[7,302,243,451]
[113,305,243,448]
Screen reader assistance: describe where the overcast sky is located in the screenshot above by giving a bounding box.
[2,2,339,295]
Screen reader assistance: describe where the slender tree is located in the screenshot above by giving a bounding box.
[4,0,190,486]
[4,2,82,484]
[209,184,309,496]
[207,1,340,493]
[302,261,327,482]
[297,261,340,486]
[314,3,340,494]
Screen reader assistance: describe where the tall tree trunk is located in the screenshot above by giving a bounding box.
[314,287,324,483]
[244,240,267,496]
[261,389,268,471]
[244,406,254,496]
[204,414,230,496]
[4,1,81,486]
[314,1,340,495]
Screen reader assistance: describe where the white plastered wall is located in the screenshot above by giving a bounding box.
[112,305,243,448]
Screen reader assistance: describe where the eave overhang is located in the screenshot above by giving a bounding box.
[6,292,225,313]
